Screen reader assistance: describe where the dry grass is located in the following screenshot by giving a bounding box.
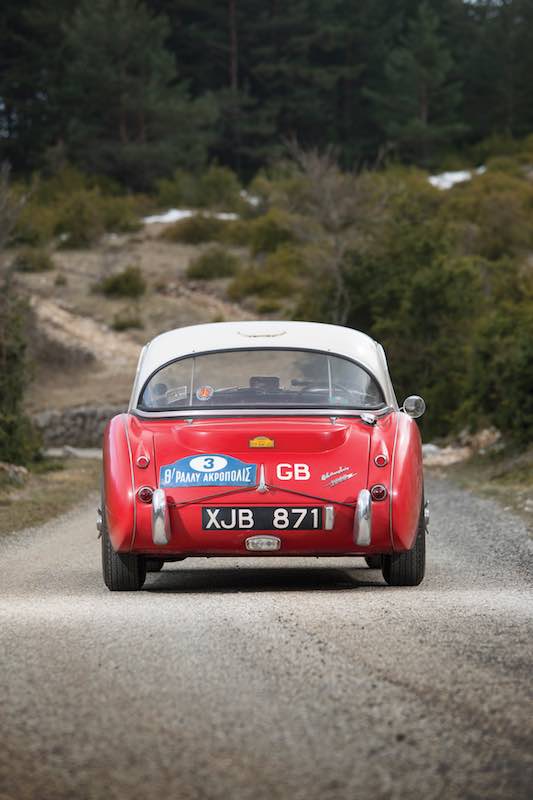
[433,445,533,537]
[0,458,100,535]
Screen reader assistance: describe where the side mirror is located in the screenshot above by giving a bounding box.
[402,395,426,419]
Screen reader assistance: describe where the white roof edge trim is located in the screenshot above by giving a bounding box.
[128,344,147,411]
[133,406,395,420]
[376,343,399,409]
[128,321,398,411]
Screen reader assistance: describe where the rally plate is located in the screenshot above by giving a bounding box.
[202,506,323,531]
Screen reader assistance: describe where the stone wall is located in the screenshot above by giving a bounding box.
[33,405,125,447]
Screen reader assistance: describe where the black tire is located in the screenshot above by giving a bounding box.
[364,556,382,569]
[101,507,146,591]
[146,559,164,572]
[382,499,426,587]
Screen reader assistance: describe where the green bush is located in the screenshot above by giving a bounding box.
[264,244,306,275]
[255,297,283,314]
[0,413,41,466]
[160,211,294,250]
[156,165,243,210]
[14,247,54,272]
[441,171,533,261]
[111,308,144,330]
[228,245,306,303]
[484,156,523,177]
[156,169,198,208]
[98,194,142,233]
[220,218,253,246]
[226,245,304,306]
[0,278,41,465]
[97,265,146,298]
[248,166,310,213]
[186,247,240,280]
[161,214,228,244]
[228,263,297,301]
[13,203,57,246]
[197,166,242,210]
[32,165,95,204]
[470,133,527,165]
[54,189,105,247]
[12,167,142,247]
[466,304,533,442]
[14,190,141,248]
[246,209,296,255]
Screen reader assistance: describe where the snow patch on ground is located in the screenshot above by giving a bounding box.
[143,209,239,224]
[428,166,486,190]
[240,189,260,207]
[143,189,259,224]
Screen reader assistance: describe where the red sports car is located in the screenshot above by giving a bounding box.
[99,321,428,590]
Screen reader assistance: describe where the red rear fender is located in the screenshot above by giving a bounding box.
[390,414,423,551]
[367,412,397,550]
[103,414,136,551]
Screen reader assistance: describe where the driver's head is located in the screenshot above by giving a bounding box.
[153,382,168,397]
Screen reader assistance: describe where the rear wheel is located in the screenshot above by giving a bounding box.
[364,556,382,569]
[382,499,426,587]
[101,506,146,591]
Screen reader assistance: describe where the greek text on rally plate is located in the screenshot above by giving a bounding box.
[161,466,255,486]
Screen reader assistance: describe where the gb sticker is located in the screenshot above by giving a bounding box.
[276,463,311,481]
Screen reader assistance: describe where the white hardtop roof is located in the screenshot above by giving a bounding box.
[129,320,397,410]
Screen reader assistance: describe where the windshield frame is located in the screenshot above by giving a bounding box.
[135,346,388,417]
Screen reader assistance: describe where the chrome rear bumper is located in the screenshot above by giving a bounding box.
[354,489,372,546]
[152,489,171,545]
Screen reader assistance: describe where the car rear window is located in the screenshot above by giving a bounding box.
[139,348,385,411]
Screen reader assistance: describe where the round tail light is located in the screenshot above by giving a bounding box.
[370,484,388,501]
[136,455,150,469]
[137,486,154,504]
[374,454,388,467]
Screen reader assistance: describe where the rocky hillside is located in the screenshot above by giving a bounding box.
[18,220,256,419]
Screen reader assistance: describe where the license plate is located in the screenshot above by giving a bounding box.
[202,506,323,531]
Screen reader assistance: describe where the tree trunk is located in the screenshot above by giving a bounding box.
[228,0,238,92]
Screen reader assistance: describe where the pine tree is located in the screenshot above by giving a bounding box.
[474,0,533,137]
[0,0,73,173]
[61,0,217,188]
[368,2,466,165]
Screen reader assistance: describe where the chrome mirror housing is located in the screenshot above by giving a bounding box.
[402,395,426,419]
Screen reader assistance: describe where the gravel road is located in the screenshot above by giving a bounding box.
[1,476,532,800]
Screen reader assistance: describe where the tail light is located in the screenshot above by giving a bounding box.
[137,486,154,504]
[370,484,388,501]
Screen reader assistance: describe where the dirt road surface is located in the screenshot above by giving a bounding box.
[1,477,532,800]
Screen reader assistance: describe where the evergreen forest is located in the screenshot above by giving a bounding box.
[2,0,533,184]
